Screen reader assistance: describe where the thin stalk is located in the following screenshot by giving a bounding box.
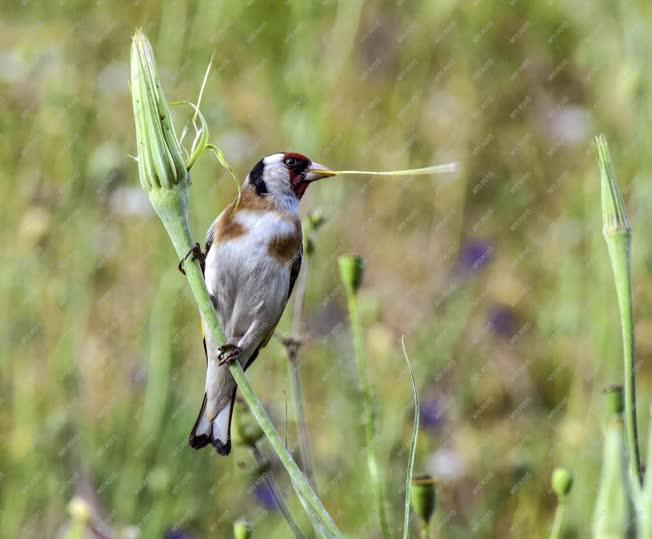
[251,444,305,539]
[420,523,431,539]
[344,288,390,539]
[639,408,652,537]
[596,134,642,487]
[150,191,342,538]
[285,252,317,490]
[606,232,641,486]
[549,502,566,539]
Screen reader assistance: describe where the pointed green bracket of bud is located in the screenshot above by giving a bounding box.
[130,31,341,539]
[551,468,573,499]
[338,255,365,295]
[594,134,642,488]
[233,519,253,539]
[411,475,436,525]
[596,134,631,237]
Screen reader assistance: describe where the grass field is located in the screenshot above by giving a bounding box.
[4,1,652,537]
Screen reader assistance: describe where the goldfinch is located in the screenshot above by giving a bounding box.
[189,152,334,455]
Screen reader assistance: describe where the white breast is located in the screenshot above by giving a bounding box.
[204,210,295,341]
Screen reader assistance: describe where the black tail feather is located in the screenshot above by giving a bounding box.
[189,394,212,449]
[188,346,261,455]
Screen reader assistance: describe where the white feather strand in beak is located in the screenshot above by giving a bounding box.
[330,161,458,176]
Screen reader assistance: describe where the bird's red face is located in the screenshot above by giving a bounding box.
[247,152,335,200]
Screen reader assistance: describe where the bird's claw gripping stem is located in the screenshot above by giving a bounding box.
[217,344,242,366]
[178,242,205,275]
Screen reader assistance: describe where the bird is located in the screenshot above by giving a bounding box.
[188,152,335,455]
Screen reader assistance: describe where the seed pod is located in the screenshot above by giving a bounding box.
[603,385,625,415]
[338,255,365,295]
[411,474,436,525]
[551,467,573,499]
[233,518,253,539]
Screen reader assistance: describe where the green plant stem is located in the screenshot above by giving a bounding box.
[550,502,565,539]
[287,254,317,490]
[605,231,642,487]
[345,290,390,539]
[149,188,342,538]
[420,522,431,539]
[251,444,305,539]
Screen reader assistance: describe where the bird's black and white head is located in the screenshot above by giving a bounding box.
[246,152,335,201]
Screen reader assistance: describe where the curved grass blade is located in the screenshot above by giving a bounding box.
[401,336,420,539]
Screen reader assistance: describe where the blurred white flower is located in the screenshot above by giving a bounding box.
[427,448,465,481]
[97,62,129,96]
[109,186,152,217]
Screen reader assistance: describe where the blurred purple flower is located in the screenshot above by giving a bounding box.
[420,398,445,431]
[165,529,193,539]
[457,241,493,274]
[252,481,278,511]
[488,304,517,338]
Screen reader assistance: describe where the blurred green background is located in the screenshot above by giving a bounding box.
[3,0,652,537]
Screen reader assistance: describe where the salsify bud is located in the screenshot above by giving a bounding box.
[551,467,573,499]
[595,134,630,237]
[411,474,436,525]
[130,30,188,192]
[233,518,253,539]
[338,255,365,295]
[603,385,625,415]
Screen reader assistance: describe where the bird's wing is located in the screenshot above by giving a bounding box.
[287,245,303,301]
[246,246,303,363]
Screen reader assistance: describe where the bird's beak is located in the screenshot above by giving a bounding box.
[304,162,337,182]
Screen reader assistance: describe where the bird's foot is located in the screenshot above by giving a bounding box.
[178,242,205,275]
[217,344,242,366]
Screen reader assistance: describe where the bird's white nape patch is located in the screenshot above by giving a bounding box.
[263,153,285,165]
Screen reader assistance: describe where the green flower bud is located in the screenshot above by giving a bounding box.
[307,210,326,232]
[130,30,188,192]
[411,474,436,525]
[233,399,264,448]
[551,467,573,498]
[338,255,365,295]
[603,385,624,415]
[233,518,253,539]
